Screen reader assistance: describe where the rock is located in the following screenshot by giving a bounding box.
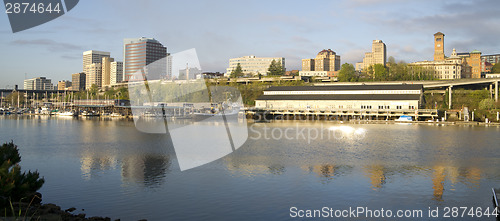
[66,207,77,212]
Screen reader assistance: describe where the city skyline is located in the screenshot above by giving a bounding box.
[1,0,500,87]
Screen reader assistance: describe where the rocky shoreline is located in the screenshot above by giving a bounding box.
[4,192,147,221]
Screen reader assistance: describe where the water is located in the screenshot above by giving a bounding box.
[1,115,499,220]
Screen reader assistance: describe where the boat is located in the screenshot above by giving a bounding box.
[193,104,242,121]
[81,111,100,117]
[395,115,413,122]
[110,112,122,117]
[57,111,76,117]
[493,188,500,209]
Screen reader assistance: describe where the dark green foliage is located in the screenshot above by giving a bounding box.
[338,63,358,82]
[491,63,500,73]
[0,141,44,209]
[230,63,244,78]
[267,60,284,76]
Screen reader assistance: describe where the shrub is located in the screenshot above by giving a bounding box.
[0,141,44,209]
[479,99,495,110]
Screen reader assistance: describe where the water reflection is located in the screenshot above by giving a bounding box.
[122,155,171,187]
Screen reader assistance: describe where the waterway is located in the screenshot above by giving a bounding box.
[0,115,499,220]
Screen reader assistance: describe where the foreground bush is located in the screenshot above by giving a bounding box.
[0,141,44,209]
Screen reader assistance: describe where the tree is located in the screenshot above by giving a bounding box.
[491,63,500,73]
[387,56,396,65]
[337,63,358,82]
[230,63,244,78]
[373,64,389,81]
[479,98,495,110]
[267,60,285,76]
[0,141,44,208]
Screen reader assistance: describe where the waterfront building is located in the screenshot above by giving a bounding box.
[123,37,167,82]
[57,80,71,90]
[72,72,86,91]
[23,77,54,90]
[301,49,341,73]
[83,50,110,74]
[110,61,123,85]
[85,63,102,89]
[226,55,285,76]
[255,84,423,111]
[410,32,482,79]
[356,40,386,72]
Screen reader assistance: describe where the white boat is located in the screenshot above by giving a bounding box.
[395,115,413,122]
[110,113,122,117]
[57,111,75,116]
[81,111,100,117]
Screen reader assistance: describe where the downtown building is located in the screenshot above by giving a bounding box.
[300,49,340,78]
[226,55,285,76]
[355,40,387,72]
[110,61,123,85]
[83,50,110,89]
[57,80,72,90]
[23,77,54,90]
[72,72,86,91]
[123,37,168,82]
[409,32,482,79]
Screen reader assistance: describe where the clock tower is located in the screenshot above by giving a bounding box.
[434,32,445,61]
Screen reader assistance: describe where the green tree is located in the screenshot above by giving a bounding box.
[373,64,388,81]
[479,98,495,110]
[491,63,500,73]
[230,63,244,78]
[267,60,285,76]
[387,56,396,65]
[337,63,358,82]
[0,141,44,208]
[89,84,99,98]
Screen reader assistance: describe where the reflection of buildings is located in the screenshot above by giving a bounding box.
[121,155,171,187]
[80,151,118,180]
[432,166,446,201]
[363,165,386,190]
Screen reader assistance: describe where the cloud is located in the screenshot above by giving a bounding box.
[11,39,83,52]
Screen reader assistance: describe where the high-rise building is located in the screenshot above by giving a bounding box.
[57,80,71,90]
[110,61,123,85]
[101,57,115,88]
[123,37,167,81]
[72,72,86,91]
[85,63,102,89]
[301,49,340,72]
[434,32,445,61]
[83,50,110,74]
[356,40,387,72]
[226,55,285,76]
[23,77,53,90]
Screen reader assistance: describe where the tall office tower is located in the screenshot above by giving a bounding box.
[301,49,340,72]
[82,50,110,74]
[101,57,115,87]
[123,37,167,81]
[72,72,86,91]
[110,61,123,85]
[358,40,387,71]
[85,63,102,89]
[434,32,445,61]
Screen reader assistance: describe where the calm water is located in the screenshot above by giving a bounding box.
[1,115,499,220]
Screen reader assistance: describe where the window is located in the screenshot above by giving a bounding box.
[396,106,402,109]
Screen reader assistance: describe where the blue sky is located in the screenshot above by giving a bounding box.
[1,0,500,88]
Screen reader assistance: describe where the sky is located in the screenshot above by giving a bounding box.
[1,0,500,88]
